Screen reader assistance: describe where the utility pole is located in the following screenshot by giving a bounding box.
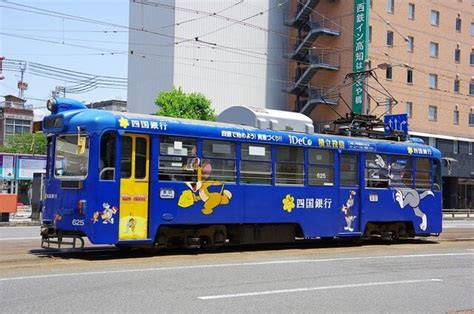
[17,61,27,99]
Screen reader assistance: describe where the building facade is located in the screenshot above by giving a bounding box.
[127,0,289,114]
[0,95,33,146]
[127,0,473,209]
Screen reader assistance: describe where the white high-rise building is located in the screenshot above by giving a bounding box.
[127,0,289,114]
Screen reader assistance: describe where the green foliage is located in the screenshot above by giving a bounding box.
[0,132,47,155]
[155,87,216,121]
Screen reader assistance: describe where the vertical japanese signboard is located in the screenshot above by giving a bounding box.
[352,0,369,114]
[0,154,15,179]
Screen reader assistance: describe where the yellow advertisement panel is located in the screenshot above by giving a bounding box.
[119,134,149,240]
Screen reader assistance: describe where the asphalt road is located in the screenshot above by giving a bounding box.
[0,221,473,313]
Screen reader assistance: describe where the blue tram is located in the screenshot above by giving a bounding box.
[40,97,442,250]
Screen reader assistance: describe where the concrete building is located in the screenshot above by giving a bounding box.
[0,95,33,146]
[127,0,473,209]
[127,0,289,114]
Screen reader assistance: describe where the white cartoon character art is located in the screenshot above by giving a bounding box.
[394,188,434,231]
[342,191,357,232]
[92,202,118,224]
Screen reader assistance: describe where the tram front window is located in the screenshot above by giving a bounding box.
[54,134,89,178]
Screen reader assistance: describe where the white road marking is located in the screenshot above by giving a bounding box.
[198,279,443,300]
[0,237,39,241]
[0,252,472,282]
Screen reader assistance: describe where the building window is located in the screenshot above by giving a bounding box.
[408,3,415,19]
[456,16,462,32]
[430,42,439,58]
[454,48,461,63]
[470,49,474,65]
[387,0,394,13]
[471,22,474,35]
[454,140,459,154]
[429,74,438,89]
[387,31,394,47]
[406,101,413,118]
[428,137,436,147]
[4,118,31,139]
[386,66,393,79]
[454,78,460,93]
[469,142,472,155]
[369,26,372,43]
[407,36,414,52]
[453,108,460,125]
[470,80,474,95]
[470,111,474,126]
[407,69,413,83]
[428,105,437,121]
[431,10,439,26]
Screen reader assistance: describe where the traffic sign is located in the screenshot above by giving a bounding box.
[384,113,408,135]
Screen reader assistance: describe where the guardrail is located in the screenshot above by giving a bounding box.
[443,209,471,218]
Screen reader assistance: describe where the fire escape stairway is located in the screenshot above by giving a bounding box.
[297,87,338,116]
[285,0,320,28]
[288,21,340,61]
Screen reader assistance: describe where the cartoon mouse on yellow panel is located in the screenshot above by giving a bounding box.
[178,159,232,215]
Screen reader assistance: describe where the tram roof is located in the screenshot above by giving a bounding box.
[45,108,441,159]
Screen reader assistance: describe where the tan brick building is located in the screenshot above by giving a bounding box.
[285,0,473,208]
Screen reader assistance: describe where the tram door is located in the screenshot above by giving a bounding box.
[119,134,150,240]
[339,153,361,233]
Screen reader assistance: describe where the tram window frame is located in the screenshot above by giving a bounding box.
[159,136,197,182]
[202,139,236,182]
[433,158,441,191]
[240,143,272,185]
[308,148,334,186]
[99,131,116,181]
[340,154,358,186]
[276,146,304,185]
[120,136,132,179]
[365,153,389,188]
[388,155,413,188]
[415,157,432,190]
[135,137,147,180]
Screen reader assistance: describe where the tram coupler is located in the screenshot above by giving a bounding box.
[41,226,85,251]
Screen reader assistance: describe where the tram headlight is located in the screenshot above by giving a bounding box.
[46,98,57,113]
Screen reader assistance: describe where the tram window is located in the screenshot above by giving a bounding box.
[135,137,147,179]
[241,143,271,161]
[121,136,132,178]
[308,149,334,186]
[340,154,358,186]
[365,154,389,188]
[415,158,431,189]
[240,143,272,184]
[99,132,116,181]
[389,155,412,187]
[203,140,236,182]
[276,146,304,185]
[54,134,89,178]
[159,136,197,181]
[433,159,441,191]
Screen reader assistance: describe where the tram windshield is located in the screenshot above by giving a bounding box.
[54,134,89,178]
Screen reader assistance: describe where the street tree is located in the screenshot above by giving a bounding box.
[0,132,47,155]
[155,87,216,121]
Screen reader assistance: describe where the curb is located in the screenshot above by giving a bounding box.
[0,221,41,227]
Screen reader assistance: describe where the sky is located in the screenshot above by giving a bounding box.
[0,0,129,110]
